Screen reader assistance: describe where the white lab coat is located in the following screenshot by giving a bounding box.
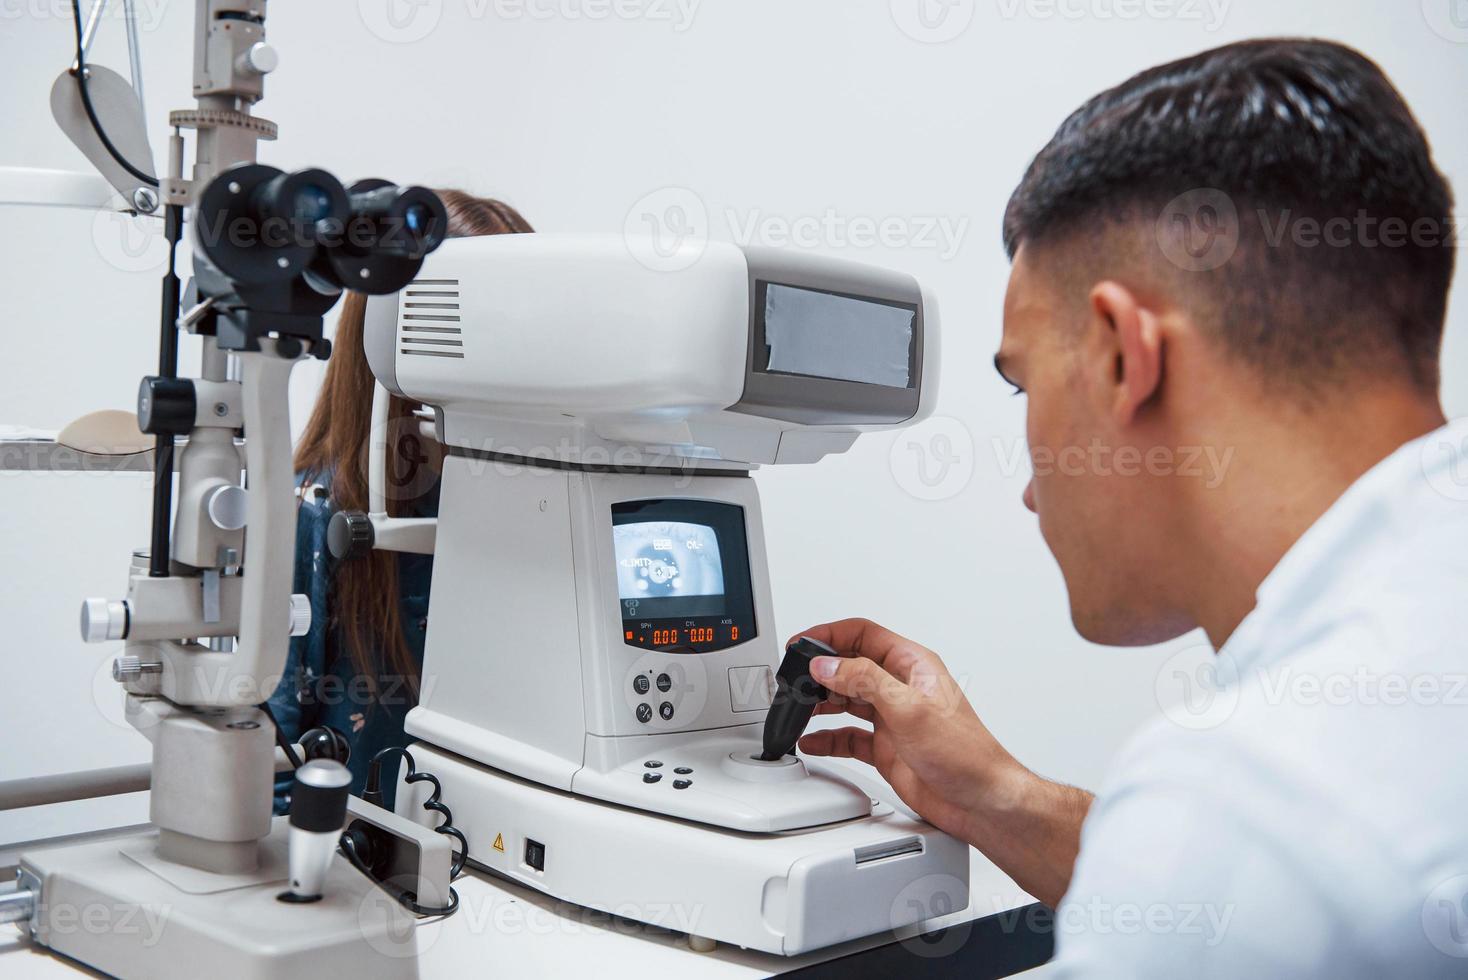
[1053,419,1468,978]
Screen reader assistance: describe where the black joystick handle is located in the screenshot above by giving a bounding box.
[760,636,835,761]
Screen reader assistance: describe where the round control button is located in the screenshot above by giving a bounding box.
[633,675,650,695]
[643,772,662,784]
[672,779,691,790]
[656,673,672,692]
[674,767,692,775]
[635,703,652,724]
[644,761,662,769]
[658,702,675,721]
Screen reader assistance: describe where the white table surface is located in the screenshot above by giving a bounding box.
[1,770,1035,979]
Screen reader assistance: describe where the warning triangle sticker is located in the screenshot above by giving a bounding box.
[492,833,505,852]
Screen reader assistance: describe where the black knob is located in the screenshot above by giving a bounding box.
[327,510,374,560]
[299,725,351,764]
[137,377,196,436]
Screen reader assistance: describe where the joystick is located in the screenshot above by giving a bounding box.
[759,636,834,761]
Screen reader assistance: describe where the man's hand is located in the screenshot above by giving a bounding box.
[792,618,1092,907]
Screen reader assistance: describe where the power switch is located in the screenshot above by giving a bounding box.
[524,838,546,872]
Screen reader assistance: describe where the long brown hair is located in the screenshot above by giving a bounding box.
[294,190,533,690]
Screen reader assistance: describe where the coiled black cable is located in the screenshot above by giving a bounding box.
[366,746,469,879]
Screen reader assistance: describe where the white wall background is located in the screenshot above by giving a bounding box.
[3,0,1465,859]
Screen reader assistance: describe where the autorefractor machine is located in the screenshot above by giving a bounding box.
[340,233,972,954]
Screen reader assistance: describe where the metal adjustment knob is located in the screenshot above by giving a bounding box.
[80,598,128,643]
[326,510,374,560]
[112,656,162,682]
[288,594,312,638]
[238,41,279,75]
[207,484,248,531]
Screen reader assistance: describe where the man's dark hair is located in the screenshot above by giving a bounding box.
[1003,39,1455,391]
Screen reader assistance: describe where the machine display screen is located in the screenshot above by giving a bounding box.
[758,283,916,388]
[612,500,756,653]
[614,521,726,617]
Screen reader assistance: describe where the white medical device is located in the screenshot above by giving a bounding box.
[362,234,971,954]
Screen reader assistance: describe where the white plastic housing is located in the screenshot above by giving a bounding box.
[364,235,939,467]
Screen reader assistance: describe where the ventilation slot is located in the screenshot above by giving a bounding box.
[400,277,464,358]
[853,836,923,866]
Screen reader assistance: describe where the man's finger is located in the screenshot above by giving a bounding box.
[788,618,947,686]
[809,655,913,721]
[798,726,875,765]
[813,699,876,723]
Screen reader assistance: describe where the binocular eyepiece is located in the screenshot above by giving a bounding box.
[194,163,447,299]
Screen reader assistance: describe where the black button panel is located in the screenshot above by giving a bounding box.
[635,703,652,724]
[643,772,662,784]
[674,767,692,775]
[644,761,662,769]
[656,673,672,692]
[673,779,691,790]
[633,675,650,695]
[658,702,675,720]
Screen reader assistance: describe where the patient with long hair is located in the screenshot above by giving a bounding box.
[268,190,532,810]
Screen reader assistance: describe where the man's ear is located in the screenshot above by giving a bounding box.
[1089,280,1163,425]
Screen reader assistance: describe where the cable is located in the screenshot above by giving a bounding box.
[339,833,460,920]
[69,0,159,188]
[366,747,468,878]
[258,701,303,770]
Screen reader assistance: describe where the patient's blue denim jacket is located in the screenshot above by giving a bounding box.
[267,473,437,814]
